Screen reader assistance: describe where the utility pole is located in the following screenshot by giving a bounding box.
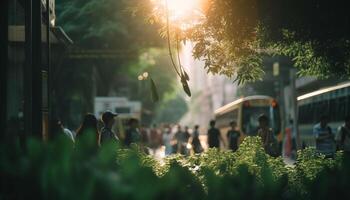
[46,0,51,142]
[0,0,8,139]
[25,0,42,138]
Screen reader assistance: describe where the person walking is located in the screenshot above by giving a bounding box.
[313,115,335,158]
[99,111,119,146]
[257,114,279,157]
[149,124,161,153]
[192,125,203,153]
[207,120,223,148]
[227,121,240,152]
[124,118,141,147]
[50,118,75,143]
[336,116,350,157]
[140,124,149,146]
[183,126,191,144]
[162,126,173,155]
[174,125,187,154]
[76,113,99,147]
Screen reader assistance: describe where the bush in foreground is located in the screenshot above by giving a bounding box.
[0,135,348,199]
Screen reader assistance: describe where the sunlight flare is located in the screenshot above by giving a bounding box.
[166,0,200,19]
[151,0,205,29]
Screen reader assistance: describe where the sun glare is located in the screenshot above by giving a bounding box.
[151,0,204,28]
[167,0,198,18]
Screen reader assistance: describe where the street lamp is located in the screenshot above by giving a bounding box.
[143,72,149,79]
[138,72,149,96]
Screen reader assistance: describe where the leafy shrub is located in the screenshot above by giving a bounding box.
[1,135,349,200]
[286,147,343,199]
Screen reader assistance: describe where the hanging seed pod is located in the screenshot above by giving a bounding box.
[183,70,190,81]
[181,79,191,97]
[180,72,186,82]
[180,71,191,97]
[150,78,159,102]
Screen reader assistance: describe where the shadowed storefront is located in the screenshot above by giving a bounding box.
[1,0,72,143]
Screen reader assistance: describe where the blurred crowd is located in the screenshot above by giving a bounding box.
[139,123,204,156]
[50,110,249,157]
[51,110,350,159]
[50,110,209,156]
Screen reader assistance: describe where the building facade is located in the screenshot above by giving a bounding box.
[1,0,71,142]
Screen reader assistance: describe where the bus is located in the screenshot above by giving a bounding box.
[215,96,282,148]
[298,82,350,147]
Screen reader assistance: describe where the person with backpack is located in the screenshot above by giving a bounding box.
[313,115,335,158]
[99,111,119,146]
[227,121,241,152]
[336,116,350,156]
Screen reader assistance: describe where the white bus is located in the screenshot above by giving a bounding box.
[215,95,282,147]
[298,82,350,147]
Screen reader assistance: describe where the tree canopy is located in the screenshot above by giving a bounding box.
[137,0,350,83]
[54,0,181,126]
[56,0,163,49]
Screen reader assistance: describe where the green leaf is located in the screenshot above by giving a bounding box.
[150,78,159,102]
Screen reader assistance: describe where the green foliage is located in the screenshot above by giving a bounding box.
[56,0,162,48]
[286,147,342,199]
[54,0,170,127]
[1,135,348,200]
[136,0,350,82]
[127,49,181,124]
[153,93,188,124]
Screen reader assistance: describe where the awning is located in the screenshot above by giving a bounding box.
[8,25,73,46]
